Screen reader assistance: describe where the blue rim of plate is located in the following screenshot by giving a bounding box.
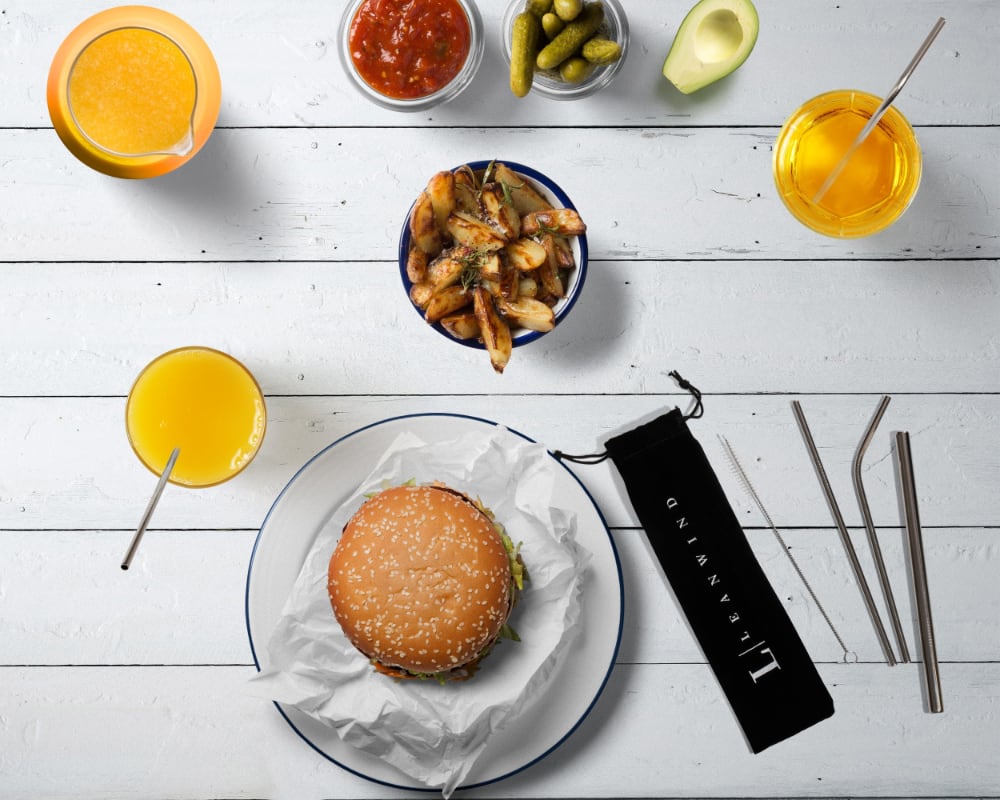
[245,412,622,792]
[398,161,589,349]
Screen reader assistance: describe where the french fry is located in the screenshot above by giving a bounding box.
[473,286,512,374]
[520,208,587,237]
[440,311,480,340]
[453,165,479,214]
[425,284,473,323]
[410,190,442,255]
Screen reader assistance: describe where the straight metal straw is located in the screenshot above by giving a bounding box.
[121,447,180,571]
[895,431,943,713]
[852,396,911,663]
[812,17,947,204]
[791,400,896,665]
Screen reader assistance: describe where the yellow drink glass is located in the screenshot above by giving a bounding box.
[773,90,922,238]
[126,347,266,488]
[47,6,221,179]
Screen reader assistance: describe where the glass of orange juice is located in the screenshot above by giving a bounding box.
[47,6,221,179]
[126,347,266,488]
[773,90,922,238]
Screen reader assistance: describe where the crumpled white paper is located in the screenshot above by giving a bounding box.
[249,425,588,796]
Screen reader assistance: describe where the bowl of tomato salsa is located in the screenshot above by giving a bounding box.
[340,0,484,111]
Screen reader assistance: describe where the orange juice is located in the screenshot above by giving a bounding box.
[47,6,221,178]
[69,28,197,155]
[773,90,922,238]
[126,347,266,488]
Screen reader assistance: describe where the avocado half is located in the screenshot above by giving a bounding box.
[662,0,759,94]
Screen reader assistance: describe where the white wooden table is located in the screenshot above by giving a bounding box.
[2,1,998,797]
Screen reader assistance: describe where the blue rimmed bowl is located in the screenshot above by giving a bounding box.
[399,160,588,350]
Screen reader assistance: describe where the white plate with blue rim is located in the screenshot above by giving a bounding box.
[245,412,622,791]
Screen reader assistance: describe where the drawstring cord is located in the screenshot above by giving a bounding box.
[552,371,704,464]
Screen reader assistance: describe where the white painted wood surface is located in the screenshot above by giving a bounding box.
[1,1,998,798]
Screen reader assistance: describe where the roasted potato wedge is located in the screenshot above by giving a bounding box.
[426,170,456,235]
[493,162,553,214]
[406,245,428,283]
[426,253,466,290]
[409,281,434,309]
[504,238,548,271]
[440,311,480,340]
[520,208,587,237]
[473,286,512,374]
[446,211,508,251]
[518,276,539,298]
[425,284,472,323]
[479,183,520,241]
[410,190,442,256]
[538,235,566,299]
[499,296,556,333]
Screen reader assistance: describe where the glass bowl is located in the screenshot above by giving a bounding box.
[339,0,484,112]
[501,0,629,100]
[399,160,588,351]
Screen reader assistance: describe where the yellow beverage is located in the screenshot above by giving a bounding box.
[126,347,266,488]
[773,90,922,238]
[68,27,196,155]
[47,6,221,179]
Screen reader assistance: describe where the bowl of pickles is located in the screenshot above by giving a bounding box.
[502,0,629,100]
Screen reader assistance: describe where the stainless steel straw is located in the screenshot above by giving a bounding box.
[791,400,897,665]
[720,435,855,663]
[895,431,944,713]
[812,17,947,204]
[121,447,180,570]
[852,396,911,663]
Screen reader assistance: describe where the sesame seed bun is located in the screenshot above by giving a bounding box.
[328,484,514,680]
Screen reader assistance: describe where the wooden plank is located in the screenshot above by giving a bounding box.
[1,1,995,127]
[0,528,993,667]
[0,663,996,798]
[1,260,998,396]
[2,127,997,262]
[0,394,996,530]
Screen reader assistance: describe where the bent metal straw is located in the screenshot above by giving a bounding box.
[852,396,911,663]
[791,401,896,665]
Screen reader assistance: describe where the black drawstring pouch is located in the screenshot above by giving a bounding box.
[558,374,834,753]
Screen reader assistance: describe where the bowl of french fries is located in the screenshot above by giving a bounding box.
[400,160,588,373]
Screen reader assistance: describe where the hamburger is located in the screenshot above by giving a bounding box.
[327,483,525,681]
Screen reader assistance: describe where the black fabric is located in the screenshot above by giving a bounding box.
[604,408,834,752]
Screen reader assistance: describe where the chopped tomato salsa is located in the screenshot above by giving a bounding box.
[349,0,472,100]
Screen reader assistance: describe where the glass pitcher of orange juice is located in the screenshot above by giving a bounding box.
[47,6,221,179]
[126,347,266,488]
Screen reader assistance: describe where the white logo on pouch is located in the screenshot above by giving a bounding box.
[665,496,782,684]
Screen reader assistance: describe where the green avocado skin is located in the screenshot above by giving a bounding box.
[662,0,760,94]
